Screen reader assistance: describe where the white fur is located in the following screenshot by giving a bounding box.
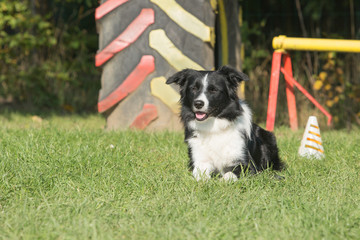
[193,74,209,112]
[188,101,253,181]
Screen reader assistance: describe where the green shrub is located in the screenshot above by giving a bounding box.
[0,0,99,112]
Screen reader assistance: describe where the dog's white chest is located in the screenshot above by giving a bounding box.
[188,124,246,173]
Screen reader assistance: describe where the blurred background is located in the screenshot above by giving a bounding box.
[0,0,359,128]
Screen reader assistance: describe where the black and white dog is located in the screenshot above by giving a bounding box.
[166,66,284,181]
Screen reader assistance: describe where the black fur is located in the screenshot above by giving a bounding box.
[247,123,284,172]
[167,66,284,179]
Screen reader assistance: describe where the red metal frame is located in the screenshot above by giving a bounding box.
[266,51,282,131]
[283,54,298,130]
[266,51,332,131]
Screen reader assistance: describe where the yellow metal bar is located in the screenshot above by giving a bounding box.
[273,35,360,53]
[218,0,228,66]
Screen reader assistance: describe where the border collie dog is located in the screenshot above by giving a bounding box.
[166,66,284,181]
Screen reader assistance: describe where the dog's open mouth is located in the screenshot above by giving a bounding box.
[195,112,208,121]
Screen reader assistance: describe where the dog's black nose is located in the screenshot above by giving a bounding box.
[194,100,204,109]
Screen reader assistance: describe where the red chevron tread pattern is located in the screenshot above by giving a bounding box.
[95,8,155,67]
[95,0,129,20]
[98,55,155,113]
[130,104,158,130]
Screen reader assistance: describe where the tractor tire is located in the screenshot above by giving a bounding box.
[96,0,216,130]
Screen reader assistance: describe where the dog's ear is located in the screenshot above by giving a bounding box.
[217,66,249,87]
[166,69,198,87]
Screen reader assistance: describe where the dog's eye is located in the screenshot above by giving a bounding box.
[191,86,199,92]
[208,86,218,93]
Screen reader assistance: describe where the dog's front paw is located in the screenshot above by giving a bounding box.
[222,172,238,182]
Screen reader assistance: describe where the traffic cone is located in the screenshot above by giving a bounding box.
[298,116,325,159]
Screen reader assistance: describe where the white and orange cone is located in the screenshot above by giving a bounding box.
[298,116,325,159]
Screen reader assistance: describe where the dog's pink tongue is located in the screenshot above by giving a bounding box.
[196,112,206,120]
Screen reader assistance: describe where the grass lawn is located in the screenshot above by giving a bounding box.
[0,113,359,239]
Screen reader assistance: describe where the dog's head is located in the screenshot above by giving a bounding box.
[166,66,249,122]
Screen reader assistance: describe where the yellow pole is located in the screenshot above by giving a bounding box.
[273,35,360,52]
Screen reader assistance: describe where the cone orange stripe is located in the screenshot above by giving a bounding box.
[308,131,321,138]
[305,144,324,153]
[306,138,322,145]
[310,124,319,129]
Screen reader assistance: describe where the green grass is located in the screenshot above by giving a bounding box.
[0,113,359,239]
